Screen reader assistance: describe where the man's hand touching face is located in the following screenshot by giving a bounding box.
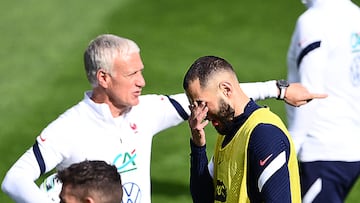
[188,101,209,147]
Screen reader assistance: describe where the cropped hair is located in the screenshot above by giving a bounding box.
[57,160,123,203]
[183,55,235,91]
[84,34,140,87]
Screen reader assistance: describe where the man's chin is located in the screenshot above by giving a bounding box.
[214,120,234,135]
[131,99,140,106]
[215,126,227,135]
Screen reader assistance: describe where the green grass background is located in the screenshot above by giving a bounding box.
[1,0,359,202]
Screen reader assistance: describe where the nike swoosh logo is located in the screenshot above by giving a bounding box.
[259,154,273,166]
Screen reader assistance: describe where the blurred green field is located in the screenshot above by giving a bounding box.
[1,0,359,202]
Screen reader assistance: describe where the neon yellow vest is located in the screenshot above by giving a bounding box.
[213,107,301,203]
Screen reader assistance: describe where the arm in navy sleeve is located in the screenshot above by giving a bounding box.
[190,139,214,203]
[247,124,293,203]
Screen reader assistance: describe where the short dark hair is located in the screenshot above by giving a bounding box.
[57,160,122,203]
[183,56,235,91]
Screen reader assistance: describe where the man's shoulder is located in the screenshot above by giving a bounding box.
[296,9,322,28]
[137,94,178,108]
[44,99,91,128]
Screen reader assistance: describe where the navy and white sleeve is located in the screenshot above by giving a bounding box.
[1,143,57,203]
[166,93,190,120]
[247,124,293,203]
[189,139,214,203]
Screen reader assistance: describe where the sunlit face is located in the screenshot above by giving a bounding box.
[211,98,235,135]
[106,52,145,110]
[187,79,235,135]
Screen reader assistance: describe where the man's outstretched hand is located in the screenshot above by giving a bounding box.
[285,83,328,107]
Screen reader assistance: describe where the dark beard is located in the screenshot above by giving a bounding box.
[214,99,235,135]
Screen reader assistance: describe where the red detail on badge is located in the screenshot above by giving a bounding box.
[39,134,46,142]
[130,123,137,130]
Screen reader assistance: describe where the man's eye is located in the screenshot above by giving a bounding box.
[196,100,206,106]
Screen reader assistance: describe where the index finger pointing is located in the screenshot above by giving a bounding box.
[309,93,328,99]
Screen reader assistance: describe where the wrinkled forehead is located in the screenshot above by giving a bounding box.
[185,78,218,104]
[113,52,144,70]
[185,78,201,99]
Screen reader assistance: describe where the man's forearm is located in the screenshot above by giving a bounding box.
[190,139,214,203]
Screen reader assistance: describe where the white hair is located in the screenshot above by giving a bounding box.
[84,34,140,87]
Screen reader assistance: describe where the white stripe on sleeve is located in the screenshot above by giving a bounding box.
[258,151,286,192]
[303,178,322,203]
[208,156,214,178]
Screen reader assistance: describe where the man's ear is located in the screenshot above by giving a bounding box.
[97,69,109,88]
[219,81,232,97]
[84,196,96,203]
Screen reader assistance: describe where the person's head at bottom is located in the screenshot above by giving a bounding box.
[57,160,122,203]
